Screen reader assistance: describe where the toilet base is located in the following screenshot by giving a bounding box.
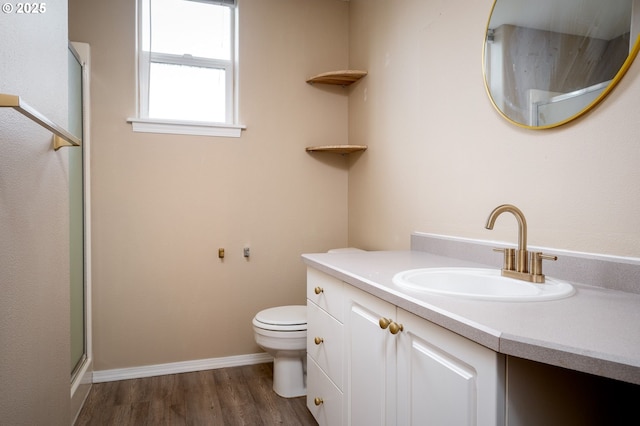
[272,354,306,398]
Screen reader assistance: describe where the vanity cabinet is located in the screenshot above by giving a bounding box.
[307,267,506,426]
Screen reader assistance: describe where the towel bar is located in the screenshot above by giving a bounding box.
[0,93,81,150]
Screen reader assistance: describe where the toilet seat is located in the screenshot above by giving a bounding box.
[253,305,307,331]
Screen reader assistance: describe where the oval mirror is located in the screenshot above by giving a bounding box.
[483,0,640,129]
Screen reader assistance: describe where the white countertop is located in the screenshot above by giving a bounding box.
[302,250,640,385]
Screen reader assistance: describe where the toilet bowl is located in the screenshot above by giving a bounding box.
[252,305,307,398]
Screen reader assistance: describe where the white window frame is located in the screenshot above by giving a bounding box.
[129,0,244,138]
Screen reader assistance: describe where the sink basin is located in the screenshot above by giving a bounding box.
[392,267,574,301]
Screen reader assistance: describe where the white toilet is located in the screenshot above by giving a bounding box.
[252,305,307,398]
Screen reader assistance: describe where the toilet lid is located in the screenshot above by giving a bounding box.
[254,305,307,331]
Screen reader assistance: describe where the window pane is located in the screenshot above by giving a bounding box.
[150,0,231,60]
[149,63,226,123]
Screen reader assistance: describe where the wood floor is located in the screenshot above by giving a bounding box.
[75,363,318,426]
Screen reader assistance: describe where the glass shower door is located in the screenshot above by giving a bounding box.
[68,44,85,377]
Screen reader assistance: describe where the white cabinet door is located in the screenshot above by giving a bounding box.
[396,308,505,426]
[344,286,397,426]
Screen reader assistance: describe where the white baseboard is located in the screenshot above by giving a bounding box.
[92,352,273,383]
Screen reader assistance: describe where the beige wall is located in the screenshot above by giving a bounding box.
[0,3,71,425]
[347,0,640,260]
[69,0,350,370]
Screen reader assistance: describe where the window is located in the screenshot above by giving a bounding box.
[130,0,243,137]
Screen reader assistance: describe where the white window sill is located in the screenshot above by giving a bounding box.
[127,118,246,138]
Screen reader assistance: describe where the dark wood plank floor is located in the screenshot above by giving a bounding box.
[75,363,318,426]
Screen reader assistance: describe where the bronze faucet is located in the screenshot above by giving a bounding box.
[485,204,556,283]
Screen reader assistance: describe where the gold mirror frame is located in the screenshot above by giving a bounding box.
[482,0,640,129]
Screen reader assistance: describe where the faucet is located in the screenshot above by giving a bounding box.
[485,204,556,283]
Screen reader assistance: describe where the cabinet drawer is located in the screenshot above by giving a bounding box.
[307,355,343,426]
[307,301,344,389]
[307,268,345,322]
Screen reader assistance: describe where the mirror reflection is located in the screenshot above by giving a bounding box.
[483,0,640,129]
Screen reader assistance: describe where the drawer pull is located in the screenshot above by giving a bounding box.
[314,337,324,345]
[314,397,324,406]
[389,321,404,335]
[379,317,391,329]
[314,286,324,294]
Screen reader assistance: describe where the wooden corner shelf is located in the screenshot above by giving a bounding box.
[306,70,368,86]
[306,145,368,154]
[305,70,369,158]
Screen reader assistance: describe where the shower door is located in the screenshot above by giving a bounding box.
[69,43,86,378]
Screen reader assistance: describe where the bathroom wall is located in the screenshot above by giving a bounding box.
[0,4,71,425]
[347,0,640,261]
[68,0,350,370]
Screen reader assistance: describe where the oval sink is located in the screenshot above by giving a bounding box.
[392,268,574,301]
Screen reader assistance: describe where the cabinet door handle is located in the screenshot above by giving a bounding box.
[314,286,324,294]
[314,397,324,406]
[389,321,404,335]
[314,337,324,345]
[379,317,392,329]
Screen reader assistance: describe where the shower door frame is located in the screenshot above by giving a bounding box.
[70,41,93,419]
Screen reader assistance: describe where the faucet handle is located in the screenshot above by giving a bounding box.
[493,247,515,271]
[530,252,557,279]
